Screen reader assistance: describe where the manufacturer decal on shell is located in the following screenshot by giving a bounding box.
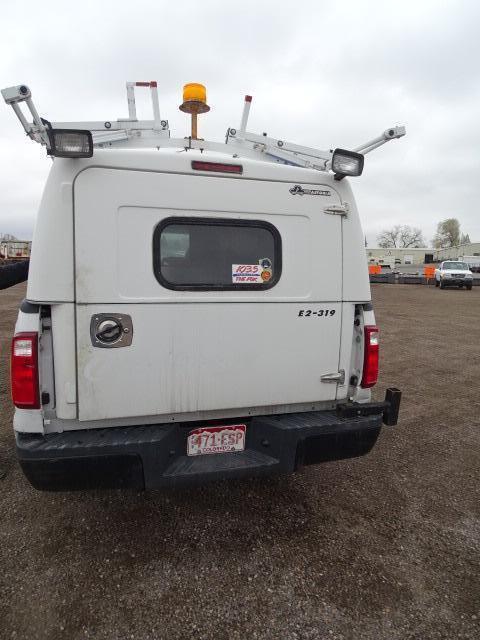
[289,185,331,196]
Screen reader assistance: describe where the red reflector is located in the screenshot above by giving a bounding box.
[361,326,379,389]
[11,332,40,409]
[191,161,243,174]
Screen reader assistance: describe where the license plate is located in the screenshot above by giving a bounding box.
[187,424,246,456]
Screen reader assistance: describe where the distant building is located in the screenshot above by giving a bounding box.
[434,242,480,261]
[366,247,434,265]
[366,241,480,265]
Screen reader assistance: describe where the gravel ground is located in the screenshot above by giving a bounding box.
[0,282,479,640]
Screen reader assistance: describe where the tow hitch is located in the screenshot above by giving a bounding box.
[336,387,402,426]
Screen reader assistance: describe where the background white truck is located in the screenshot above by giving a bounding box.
[4,81,403,491]
[434,261,474,289]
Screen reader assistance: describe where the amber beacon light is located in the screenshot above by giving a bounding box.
[179,83,210,140]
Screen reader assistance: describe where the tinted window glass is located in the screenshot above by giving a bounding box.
[153,218,281,290]
[444,262,468,270]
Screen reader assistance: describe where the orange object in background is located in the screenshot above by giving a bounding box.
[424,266,436,278]
[368,265,382,275]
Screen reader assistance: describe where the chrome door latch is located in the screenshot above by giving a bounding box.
[90,314,133,348]
[321,370,345,384]
[324,203,349,216]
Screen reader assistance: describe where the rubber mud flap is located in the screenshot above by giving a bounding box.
[19,454,145,491]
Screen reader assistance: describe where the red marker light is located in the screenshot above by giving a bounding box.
[191,161,243,174]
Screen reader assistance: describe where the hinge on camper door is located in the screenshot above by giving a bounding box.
[321,370,345,384]
[324,203,349,216]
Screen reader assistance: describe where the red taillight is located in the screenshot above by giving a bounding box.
[11,332,40,409]
[191,160,243,174]
[361,326,379,389]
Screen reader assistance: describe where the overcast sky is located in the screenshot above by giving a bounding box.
[1,0,479,246]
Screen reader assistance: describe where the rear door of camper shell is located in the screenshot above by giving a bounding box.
[74,166,346,423]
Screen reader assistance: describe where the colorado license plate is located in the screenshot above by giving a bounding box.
[187,424,246,456]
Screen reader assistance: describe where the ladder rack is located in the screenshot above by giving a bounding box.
[1,82,170,150]
[2,82,406,173]
[225,96,405,171]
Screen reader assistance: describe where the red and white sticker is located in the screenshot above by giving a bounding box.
[232,264,263,283]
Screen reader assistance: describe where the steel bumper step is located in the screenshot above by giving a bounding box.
[16,409,384,491]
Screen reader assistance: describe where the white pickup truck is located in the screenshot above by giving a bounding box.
[3,81,404,491]
[435,261,474,290]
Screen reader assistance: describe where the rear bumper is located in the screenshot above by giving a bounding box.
[16,389,401,491]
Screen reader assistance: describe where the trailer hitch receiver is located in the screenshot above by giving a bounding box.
[336,387,402,426]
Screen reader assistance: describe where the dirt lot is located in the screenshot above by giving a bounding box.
[0,283,479,640]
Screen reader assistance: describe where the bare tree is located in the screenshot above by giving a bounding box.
[398,226,425,248]
[378,226,401,248]
[378,225,425,248]
[432,218,461,248]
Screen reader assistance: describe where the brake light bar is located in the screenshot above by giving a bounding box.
[191,160,243,174]
[361,326,379,389]
[11,332,40,409]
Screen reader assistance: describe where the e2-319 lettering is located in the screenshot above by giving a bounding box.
[298,309,336,317]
